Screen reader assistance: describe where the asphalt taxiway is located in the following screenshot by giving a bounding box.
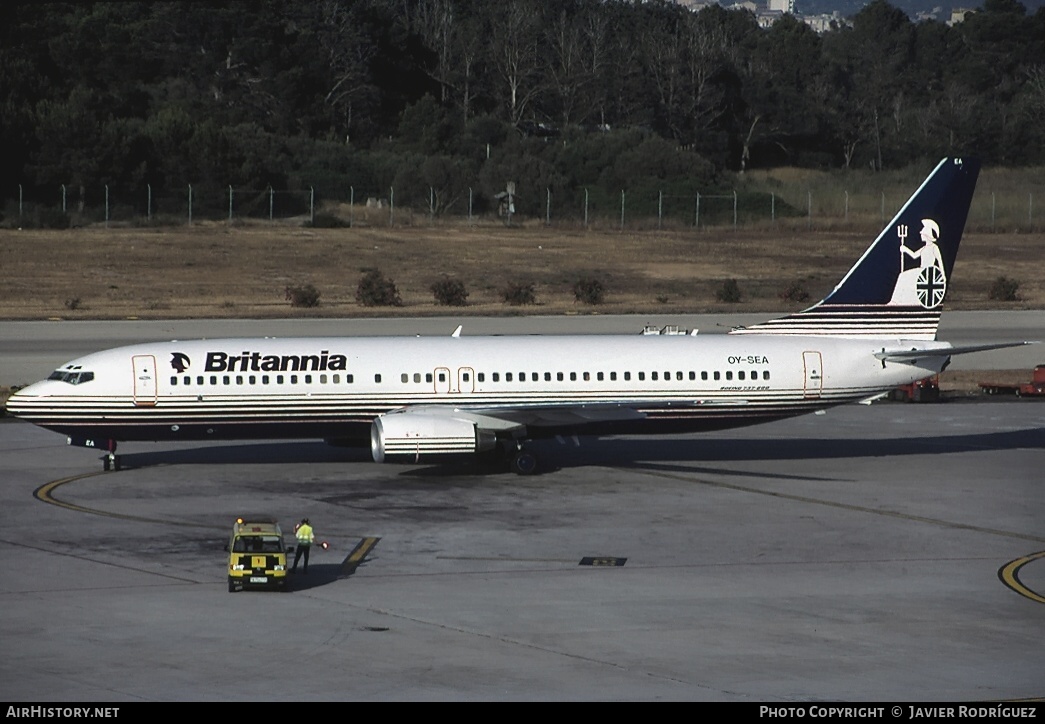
[1,395,1042,701]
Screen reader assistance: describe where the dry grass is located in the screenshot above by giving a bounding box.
[0,220,1041,320]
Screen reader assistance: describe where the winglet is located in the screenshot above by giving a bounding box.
[451,325,463,338]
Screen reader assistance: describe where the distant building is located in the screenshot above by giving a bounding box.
[948,7,975,24]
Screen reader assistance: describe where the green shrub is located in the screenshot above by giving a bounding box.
[573,277,605,305]
[987,276,1021,302]
[356,269,401,306]
[716,278,743,303]
[502,281,536,305]
[431,278,469,306]
[308,212,347,228]
[286,283,320,308]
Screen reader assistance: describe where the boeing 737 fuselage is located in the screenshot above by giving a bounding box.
[5,157,1032,473]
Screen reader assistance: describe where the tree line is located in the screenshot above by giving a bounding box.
[1,0,1043,222]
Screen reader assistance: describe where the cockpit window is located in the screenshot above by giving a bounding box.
[48,370,94,385]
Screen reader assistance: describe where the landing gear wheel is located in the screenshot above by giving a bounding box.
[103,454,121,472]
[510,450,538,475]
[228,579,237,593]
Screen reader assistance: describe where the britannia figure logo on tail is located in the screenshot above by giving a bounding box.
[889,218,946,308]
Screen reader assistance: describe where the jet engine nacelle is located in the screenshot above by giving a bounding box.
[371,411,496,462]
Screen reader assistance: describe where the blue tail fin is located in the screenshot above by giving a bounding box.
[732,157,980,340]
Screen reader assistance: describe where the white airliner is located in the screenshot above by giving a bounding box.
[5,157,1032,473]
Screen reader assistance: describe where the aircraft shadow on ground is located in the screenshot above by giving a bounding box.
[111,426,1044,477]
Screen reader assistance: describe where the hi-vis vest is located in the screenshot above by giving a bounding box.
[296,524,314,546]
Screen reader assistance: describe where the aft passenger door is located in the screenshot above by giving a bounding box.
[132,355,157,407]
[802,351,823,399]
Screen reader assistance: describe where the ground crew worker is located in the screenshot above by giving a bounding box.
[292,518,314,574]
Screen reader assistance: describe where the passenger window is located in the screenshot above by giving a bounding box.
[492,373,500,382]
[304,375,313,384]
[544,372,551,382]
[211,376,218,385]
[249,375,256,384]
[713,371,720,381]
[183,376,191,385]
[197,376,204,385]
[426,373,433,383]
[223,375,231,385]
[170,377,177,386]
[638,372,645,381]
[374,374,381,383]
[290,375,298,384]
[763,371,771,380]
[320,374,327,384]
[506,373,513,382]
[610,372,617,381]
[557,372,564,381]
[726,371,733,380]
[570,372,577,381]
[624,372,631,381]
[276,375,283,384]
[739,371,746,380]
[236,376,244,385]
[701,371,708,381]
[652,372,658,381]
[401,374,408,383]
[413,373,421,383]
[597,372,604,381]
[477,373,485,382]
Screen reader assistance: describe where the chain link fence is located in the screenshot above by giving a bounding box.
[6,181,1042,233]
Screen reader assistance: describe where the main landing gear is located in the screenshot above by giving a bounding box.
[500,439,538,475]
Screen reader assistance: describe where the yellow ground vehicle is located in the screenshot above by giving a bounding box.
[226,517,290,592]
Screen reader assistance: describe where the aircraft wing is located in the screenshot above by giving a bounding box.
[874,341,1039,363]
[397,402,648,432]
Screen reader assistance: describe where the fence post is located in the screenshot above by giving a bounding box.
[147,184,152,222]
[18,184,22,220]
[771,192,775,223]
[468,187,473,224]
[105,185,109,228]
[349,186,354,227]
[310,186,315,225]
[430,186,435,223]
[695,193,700,229]
[658,190,663,230]
[620,190,625,231]
[269,186,274,221]
[992,192,996,232]
[733,190,738,230]
[389,186,394,226]
[188,184,193,226]
[807,190,812,230]
[62,184,67,213]
[1030,193,1033,227]
[880,192,885,224]
[228,185,234,224]
[844,190,849,223]
[546,187,551,225]
[584,189,588,229]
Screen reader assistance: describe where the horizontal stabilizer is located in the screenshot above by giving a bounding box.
[874,341,1038,363]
